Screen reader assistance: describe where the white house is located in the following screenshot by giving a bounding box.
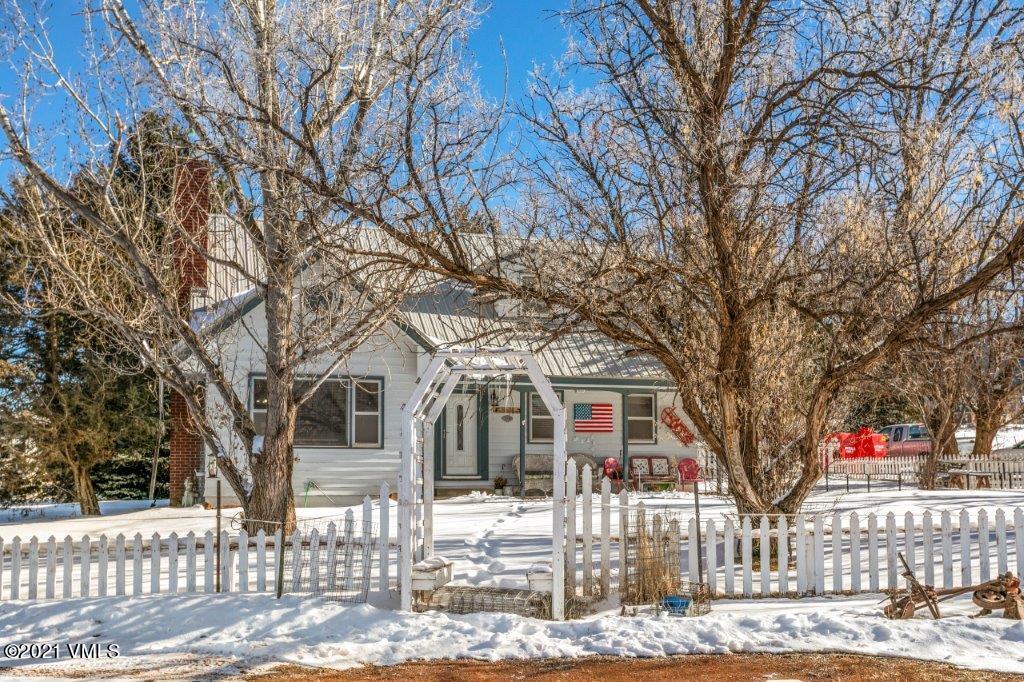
[166,171,702,506]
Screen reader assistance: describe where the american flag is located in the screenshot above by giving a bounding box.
[573,403,613,432]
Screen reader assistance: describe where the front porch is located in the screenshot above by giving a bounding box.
[430,377,699,495]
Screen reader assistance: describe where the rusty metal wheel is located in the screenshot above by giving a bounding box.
[885,598,916,619]
[972,588,1006,610]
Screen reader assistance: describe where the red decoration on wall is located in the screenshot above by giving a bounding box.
[661,407,695,446]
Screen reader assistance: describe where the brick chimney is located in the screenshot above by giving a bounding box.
[169,160,209,506]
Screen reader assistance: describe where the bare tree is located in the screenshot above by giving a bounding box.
[338,0,1024,515]
[0,0,481,528]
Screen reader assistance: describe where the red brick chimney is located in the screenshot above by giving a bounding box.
[169,160,209,506]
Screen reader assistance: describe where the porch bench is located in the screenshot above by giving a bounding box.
[511,453,600,496]
[628,455,676,491]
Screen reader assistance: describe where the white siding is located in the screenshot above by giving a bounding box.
[201,303,698,505]
[203,299,425,507]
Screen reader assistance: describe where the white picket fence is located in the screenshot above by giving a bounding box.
[825,454,1024,489]
[675,507,1023,598]
[0,487,394,602]
[2,470,1021,604]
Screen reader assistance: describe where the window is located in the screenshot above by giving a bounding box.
[528,391,562,443]
[892,426,904,442]
[627,394,657,443]
[251,376,383,448]
[352,379,383,447]
[908,425,929,440]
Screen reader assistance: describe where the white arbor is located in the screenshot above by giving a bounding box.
[399,348,568,619]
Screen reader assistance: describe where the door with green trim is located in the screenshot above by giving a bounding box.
[444,393,477,476]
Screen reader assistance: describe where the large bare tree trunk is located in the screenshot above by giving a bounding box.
[972,409,1002,456]
[66,457,101,516]
[921,405,960,490]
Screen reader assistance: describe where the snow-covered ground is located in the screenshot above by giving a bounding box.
[2,485,1024,676]
[0,592,1021,677]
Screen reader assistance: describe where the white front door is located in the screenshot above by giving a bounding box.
[444,394,478,477]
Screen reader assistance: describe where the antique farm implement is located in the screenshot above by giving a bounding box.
[884,552,1023,620]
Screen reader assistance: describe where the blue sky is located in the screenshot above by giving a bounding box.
[0,1,571,183]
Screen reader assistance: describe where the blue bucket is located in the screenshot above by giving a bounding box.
[662,595,691,615]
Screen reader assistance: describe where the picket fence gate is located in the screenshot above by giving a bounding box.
[2,469,1022,604]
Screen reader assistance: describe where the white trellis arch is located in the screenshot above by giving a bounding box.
[399,348,568,619]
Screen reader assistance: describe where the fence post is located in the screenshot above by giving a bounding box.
[741,516,752,597]
[867,514,879,593]
[813,515,825,595]
[203,531,214,593]
[150,533,160,595]
[689,517,700,584]
[759,516,770,596]
[1015,508,1023,578]
[565,458,577,597]
[849,512,860,593]
[81,535,92,598]
[46,536,57,599]
[706,518,718,596]
[724,518,736,596]
[903,511,915,577]
[922,511,934,587]
[115,535,125,597]
[831,512,842,594]
[600,476,611,596]
[995,509,1007,575]
[959,509,971,586]
[96,535,107,597]
[617,489,628,597]
[28,537,38,600]
[237,530,249,593]
[582,464,593,597]
[978,509,990,582]
[941,511,953,589]
[360,497,375,599]
[10,537,20,600]
[795,514,806,595]
[379,482,390,596]
[132,534,143,596]
[215,480,222,593]
[186,532,197,593]
[885,514,897,591]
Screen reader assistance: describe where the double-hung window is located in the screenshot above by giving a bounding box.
[250,376,383,448]
[627,394,657,443]
[352,379,384,447]
[528,391,562,443]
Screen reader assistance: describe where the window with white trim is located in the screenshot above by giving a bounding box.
[352,379,384,447]
[251,376,383,448]
[627,394,657,443]
[528,391,562,443]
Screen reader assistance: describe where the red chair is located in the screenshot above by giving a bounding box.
[678,458,703,490]
[603,457,624,492]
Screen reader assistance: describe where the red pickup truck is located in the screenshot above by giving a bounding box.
[878,423,931,456]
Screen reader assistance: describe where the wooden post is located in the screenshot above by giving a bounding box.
[379,482,390,596]
[565,458,577,597]
[582,464,593,597]
[215,480,222,593]
[600,476,611,596]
